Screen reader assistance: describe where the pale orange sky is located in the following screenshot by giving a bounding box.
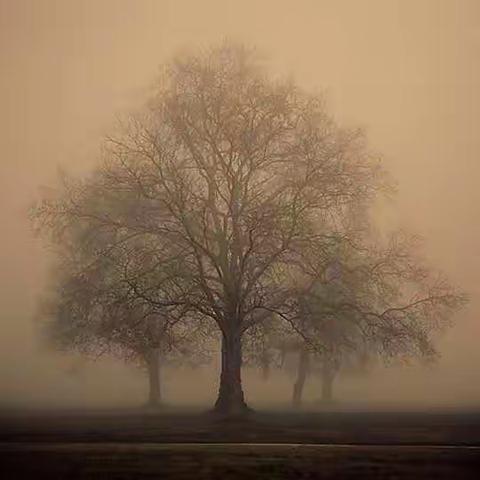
[0,0,479,408]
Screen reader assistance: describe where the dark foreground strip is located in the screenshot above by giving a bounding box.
[1,441,479,479]
[1,441,480,450]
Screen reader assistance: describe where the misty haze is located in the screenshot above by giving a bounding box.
[1,1,480,478]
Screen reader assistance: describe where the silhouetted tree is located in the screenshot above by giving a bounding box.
[283,229,466,407]
[33,178,208,407]
[32,42,464,415]
[95,44,381,413]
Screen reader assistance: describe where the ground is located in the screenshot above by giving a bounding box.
[1,408,479,478]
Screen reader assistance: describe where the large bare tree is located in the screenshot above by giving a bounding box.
[35,43,459,415]
[103,44,382,413]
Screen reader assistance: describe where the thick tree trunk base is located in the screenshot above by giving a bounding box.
[213,331,250,417]
[211,396,252,417]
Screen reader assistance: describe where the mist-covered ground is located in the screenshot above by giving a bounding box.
[2,409,480,445]
[2,356,480,412]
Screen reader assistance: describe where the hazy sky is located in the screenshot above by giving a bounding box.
[1,0,479,408]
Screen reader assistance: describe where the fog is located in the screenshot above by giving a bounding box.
[0,0,479,410]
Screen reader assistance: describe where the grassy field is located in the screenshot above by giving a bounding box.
[1,408,479,478]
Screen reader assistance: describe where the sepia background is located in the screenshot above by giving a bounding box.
[0,0,479,409]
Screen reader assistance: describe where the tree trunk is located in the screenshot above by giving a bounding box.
[320,361,335,404]
[146,348,162,407]
[214,331,249,414]
[292,348,309,408]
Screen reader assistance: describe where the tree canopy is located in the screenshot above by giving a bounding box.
[32,43,466,414]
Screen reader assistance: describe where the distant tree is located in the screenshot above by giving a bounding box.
[283,229,466,407]
[33,177,208,408]
[241,314,285,381]
[38,284,204,407]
